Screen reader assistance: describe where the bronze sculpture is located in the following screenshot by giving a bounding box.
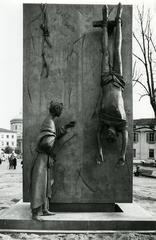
[30,101,75,220]
[93,3,128,166]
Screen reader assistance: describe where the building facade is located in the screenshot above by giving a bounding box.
[133,118,156,160]
[0,128,17,151]
[10,117,23,153]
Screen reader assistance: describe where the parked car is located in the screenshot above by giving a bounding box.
[141,159,156,167]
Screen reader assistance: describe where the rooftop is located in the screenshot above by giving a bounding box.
[134,118,156,127]
[10,113,23,123]
[0,128,16,133]
[10,118,23,123]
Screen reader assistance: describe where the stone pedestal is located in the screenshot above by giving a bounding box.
[23,4,132,206]
[0,201,156,232]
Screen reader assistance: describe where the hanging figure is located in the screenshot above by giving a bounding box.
[95,3,128,166]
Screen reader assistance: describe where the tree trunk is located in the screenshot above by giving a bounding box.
[151,101,156,118]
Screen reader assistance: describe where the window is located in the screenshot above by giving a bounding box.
[15,125,17,130]
[6,135,9,138]
[149,149,154,158]
[1,135,4,138]
[149,133,155,142]
[6,142,9,146]
[133,149,136,158]
[133,132,138,143]
[1,141,4,146]
[12,142,14,146]
[146,132,155,143]
[12,135,14,138]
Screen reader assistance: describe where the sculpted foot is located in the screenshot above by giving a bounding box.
[116,3,123,20]
[42,210,55,216]
[102,5,108,26]
[32,214,43,221]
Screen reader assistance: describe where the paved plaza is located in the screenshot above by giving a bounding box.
[0,160,156,238]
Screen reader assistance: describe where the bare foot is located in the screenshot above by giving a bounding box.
[116,3,123,20]
[102,5,108,26]
[42,210,55,216]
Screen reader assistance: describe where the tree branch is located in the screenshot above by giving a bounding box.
[138,93,149,101]
[133,33,144,55]
[146,16,155,100]
[133,5,156,117]
[133,79,150,94]
[138,6,152,97]
[133,73,143,87]
[133,53,145,65]
[151,37,156,53]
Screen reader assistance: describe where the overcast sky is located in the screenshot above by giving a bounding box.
[0,0,156,129]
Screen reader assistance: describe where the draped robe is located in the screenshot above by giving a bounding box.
[30,115,66,210]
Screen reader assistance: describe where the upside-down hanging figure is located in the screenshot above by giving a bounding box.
[96,3,128,166]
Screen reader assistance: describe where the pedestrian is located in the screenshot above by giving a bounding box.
[9,153,16,169]
[134,165,140,177]
[21,160,23,168]
[13,156,17,169]
[9,155,13,169]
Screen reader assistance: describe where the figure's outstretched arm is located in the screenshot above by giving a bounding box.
[113,3,123,75]
[57,121,76,139]
[101,5,110,74]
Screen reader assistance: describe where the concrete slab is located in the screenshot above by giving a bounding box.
[0,201,156,231]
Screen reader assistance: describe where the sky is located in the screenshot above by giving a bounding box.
[0,0,156,129]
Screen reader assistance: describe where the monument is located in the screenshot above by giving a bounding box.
[23,3,133,210]
[1,3,156,232]
[27,3,132,219]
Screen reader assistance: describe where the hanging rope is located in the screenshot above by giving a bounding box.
[40,4,52,78]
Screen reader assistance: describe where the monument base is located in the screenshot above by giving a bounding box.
[0,200,156,232]
[49,203,122,212]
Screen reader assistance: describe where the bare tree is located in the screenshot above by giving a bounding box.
[133,6,156,117]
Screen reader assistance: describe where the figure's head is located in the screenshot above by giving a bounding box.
[106,127,117,143]
[49,101,63,117]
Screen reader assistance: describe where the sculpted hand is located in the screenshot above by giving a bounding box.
[116,156,125,167]
[65,121,76,129]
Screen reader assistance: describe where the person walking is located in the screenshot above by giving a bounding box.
[13,156,17,169]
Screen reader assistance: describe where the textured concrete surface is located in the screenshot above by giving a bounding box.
[0,201,156,231]
[1,162,156,234]
[0,160,22,215]
[0,233,156,240]
[23,4,132,203]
